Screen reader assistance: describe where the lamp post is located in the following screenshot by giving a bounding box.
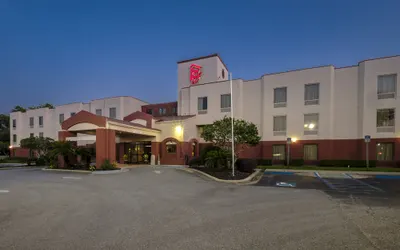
[364,135,371,169]
[8,145,13,157]
[286,138,291,166]
[230,72,235,177]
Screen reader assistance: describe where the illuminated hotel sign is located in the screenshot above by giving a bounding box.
[189,64,202,84]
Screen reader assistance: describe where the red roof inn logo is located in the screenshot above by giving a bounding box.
[189,64,202,84]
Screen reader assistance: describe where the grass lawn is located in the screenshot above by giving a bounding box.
[258,165,400,172]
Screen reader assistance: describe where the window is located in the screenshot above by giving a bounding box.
[304,144,318,160]
[377,109,395,132]
[59,114,64,124]
[109,108,116,119]
[198,97,208,114]
[39,116,43,127]
[197,125,205,138]
[39,132,44,138]
[146,109,153,115]
[274,87,287,108]
[304,113,319,135]
[378,74,396,99]
[376,143,394,161]
[222,69,225,79]
[172,107,177,114]
[166,141,177,153]
[305,83,319,105]
[12,119,16,129]
[273,116,286,136]
[95,109,102,116]
[159,108,166,115]
[220,94,231,112]
[30,133,34,138]
[70,112,76,117]
[272,145,285,160]
[13,134,16,143]
[29,117,34,128]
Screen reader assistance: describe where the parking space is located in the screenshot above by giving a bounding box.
[1,167,400,249]
[257,170,400,207]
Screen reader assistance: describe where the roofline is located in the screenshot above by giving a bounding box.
[90,96,149,104]
[358,54,400,64]
[177,53,229,70]
[142,101,177,107]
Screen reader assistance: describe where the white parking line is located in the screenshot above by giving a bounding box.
[62,177,82,180]
[153,170,161,174]
[0,190,10,193]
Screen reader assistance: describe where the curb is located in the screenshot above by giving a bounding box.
[42,168,92,174]
[263,168,400,176]
[91,168,129,175]
[177,167,262,184]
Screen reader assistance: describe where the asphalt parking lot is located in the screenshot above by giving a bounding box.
[1,167,400,249]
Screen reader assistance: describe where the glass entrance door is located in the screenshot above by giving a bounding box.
[125,142,151,164]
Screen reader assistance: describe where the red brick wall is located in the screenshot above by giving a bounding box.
[160,138,184,165]
[95,129,116,168]
[12,147,30,158]
[141,102,177,117]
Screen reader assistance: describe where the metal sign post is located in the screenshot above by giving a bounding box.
[287,138,292,166]
[364,135,371,169]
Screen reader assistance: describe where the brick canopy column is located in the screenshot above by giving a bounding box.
[96,129,116,169]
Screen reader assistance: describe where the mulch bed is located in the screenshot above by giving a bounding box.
[192,167,252,180]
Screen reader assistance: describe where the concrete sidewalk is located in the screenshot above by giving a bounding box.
[263,168,400,176]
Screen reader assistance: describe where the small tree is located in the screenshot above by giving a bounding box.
[11,106,26,113]
[201,116,261,159]
[50,141,75,167]
[20,136,38,158]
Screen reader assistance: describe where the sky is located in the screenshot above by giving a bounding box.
[1,0,400,114]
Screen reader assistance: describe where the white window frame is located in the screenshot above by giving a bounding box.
[109,107,117,119]
[59,114,64,124]
[377,74,397,99]
[272,145,286,160]
[274,87,287,108]
[39,132,44,138]
[304,113,319,135]
[377,108,395,133]
[95,109,102,116]
[13,134,17,143]
[198,97,208,114]
[273,116,287,136]
[220,94,231,112]
[39,116,43,128]
[304,144,318,160]
[304,83,320,105]
[12,119,16,130]
[29,117,34,128]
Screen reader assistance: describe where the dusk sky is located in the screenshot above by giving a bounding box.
[1,0,399,114]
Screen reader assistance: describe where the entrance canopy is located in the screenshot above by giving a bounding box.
[61,110,160,139]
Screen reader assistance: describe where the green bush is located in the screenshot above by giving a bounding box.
[6,157,29,163]
[35,157,47,166]
[256,159,272,166]
[200,145,222,162]
[319,160,377,168]
[27,157,37,166]
[205,149,230,168]
[188,157,202,167]
[100,159,117,170]
[286,159,304,166]
[235,158,257,173]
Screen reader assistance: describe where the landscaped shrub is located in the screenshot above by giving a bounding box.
[235,158,257,173]
[285,159,304,166]
[7,157,29,163]
[35,157,47,166]
[205,149,230,168]
[188,157,202,167]
[319,160,377,168]
[100,159,117,170]
[256,159,272,166]
[200,145,222,162]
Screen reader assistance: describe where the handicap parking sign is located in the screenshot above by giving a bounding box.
[364,135,371,143]
[276,182,296,188]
